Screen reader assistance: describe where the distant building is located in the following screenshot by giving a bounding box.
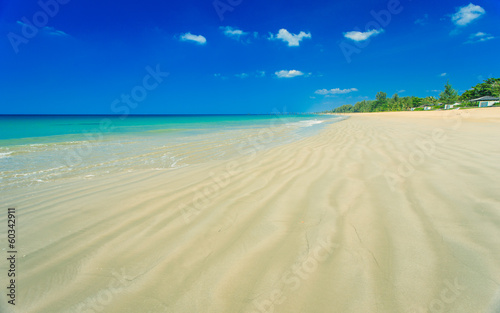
[444,104,455,110]
[470,96,500,107]
[417,104,433,110]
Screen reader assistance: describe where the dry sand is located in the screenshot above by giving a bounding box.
[2,108,500,313]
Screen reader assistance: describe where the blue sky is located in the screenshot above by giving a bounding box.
[0,0,499,114]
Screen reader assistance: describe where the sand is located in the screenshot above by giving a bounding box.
[1,108,500,313]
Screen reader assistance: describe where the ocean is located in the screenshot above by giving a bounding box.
[0,114,345,191]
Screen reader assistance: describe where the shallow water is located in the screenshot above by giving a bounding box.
[0,114,345,191]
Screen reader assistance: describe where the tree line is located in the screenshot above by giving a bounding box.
[326,78,500,113]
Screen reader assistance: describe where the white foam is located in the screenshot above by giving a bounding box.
[171,156,186,168]
[286,119,324,128]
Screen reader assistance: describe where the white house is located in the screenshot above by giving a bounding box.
[444,103,457,109]
[471,96,500,107]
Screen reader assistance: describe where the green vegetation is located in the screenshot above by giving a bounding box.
[439,80,458,104]
[325,78,499,114]
[459,78,500,101]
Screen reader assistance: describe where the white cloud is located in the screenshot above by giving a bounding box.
[269,29,311,47]
[415,14,429,25]
[451,3,485,26]
[477,36,494,42]
[472,31,494,41]
[220,26,248,40]
[180,32,207,45]
[398,90,406,93]
[215,71,266,79]
[344,29,383,42]
[466,31,495,43]
[17,21,69,37]
[315,88,358,95]
[214,73,228,80]
[43,26,69,36]
[440,73,447,77]
[275,70,304,78]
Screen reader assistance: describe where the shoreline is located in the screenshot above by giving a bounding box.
[0,114,344,192]
[1,108,500,313]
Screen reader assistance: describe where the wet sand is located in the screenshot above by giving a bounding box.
[1,108,500,313]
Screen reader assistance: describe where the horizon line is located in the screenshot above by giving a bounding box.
[0,113,319,116]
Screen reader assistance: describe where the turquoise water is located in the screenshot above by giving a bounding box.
[0,114,345,190]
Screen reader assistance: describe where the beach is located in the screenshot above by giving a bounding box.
[1,108,500,313]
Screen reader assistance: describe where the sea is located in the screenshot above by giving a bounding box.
[0,114,345,191]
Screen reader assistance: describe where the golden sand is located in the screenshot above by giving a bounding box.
[1,108,500,313]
